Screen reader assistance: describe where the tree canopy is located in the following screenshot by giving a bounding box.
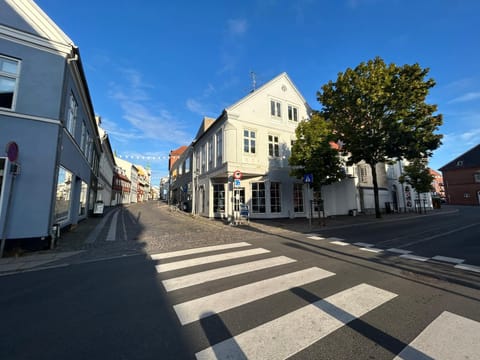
[399,159,434,194]
[289,112,345,194]
[317,56,442,217]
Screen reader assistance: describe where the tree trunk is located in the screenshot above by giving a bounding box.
[370,163,382,218]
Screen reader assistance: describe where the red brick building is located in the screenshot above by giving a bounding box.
[439,144,480,205]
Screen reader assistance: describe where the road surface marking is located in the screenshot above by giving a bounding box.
[151,242,251,260]
[162,256,296,292]
[174,267,335,325]
[85,209,117,244]
[328,237,345,242]
[431,255,465,264]
[399,254,430,262]
[156,248,269,273]
[398,222,480,248]
[353,242,373,247]
[330,240,349,246]
[195,283,397,360]
[393,311,480,360]
[360,247,383,253]
[105,210,119,241]
[387,248,412,255]
[454,264,480,273]
[121,209,127,241]
[307,236,325,240]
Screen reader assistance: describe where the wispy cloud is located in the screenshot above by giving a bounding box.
[186,98,208,115]
[217,19,249,75]
[186,83,218,115]
[430,127,480,170]
[227,18,248,36]
[107,67,190,144]
[448,92,480,104]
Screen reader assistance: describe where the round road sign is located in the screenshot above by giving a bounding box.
[6,141,19,162]
[233,170,242,180]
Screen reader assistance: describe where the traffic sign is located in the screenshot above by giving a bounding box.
[303,173,313,183]
[233,170,242,180]
[234,179,241,187]
[5,141,19,162]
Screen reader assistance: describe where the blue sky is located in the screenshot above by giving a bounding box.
[36,0,480,184]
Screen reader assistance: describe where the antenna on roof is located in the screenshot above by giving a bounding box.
[250,71,256,92]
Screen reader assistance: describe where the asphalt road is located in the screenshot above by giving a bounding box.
[308,206,480,265]
[1,203,479,359]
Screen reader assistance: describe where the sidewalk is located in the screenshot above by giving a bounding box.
[0,205,455,275]
[244,207,457,234]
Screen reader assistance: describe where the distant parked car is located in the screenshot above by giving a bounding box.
[93,200,104,216]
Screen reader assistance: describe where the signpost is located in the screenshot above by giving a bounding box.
[303,173,313,229]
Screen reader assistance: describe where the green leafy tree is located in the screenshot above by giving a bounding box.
[318,56,442,218]
[289,112,345,202]
[399,159,434,213]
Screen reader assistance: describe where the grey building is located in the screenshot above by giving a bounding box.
[0,0,101,251]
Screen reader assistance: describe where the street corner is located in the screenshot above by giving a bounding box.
[0,250,84,276]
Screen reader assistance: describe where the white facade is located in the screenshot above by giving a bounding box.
[114,156,137,203]
[96,117,115,206]
[192,73,354,220]
[385,160,433,212]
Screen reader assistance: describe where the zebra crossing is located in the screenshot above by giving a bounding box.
[151,241,480,359]
[307,234,480,273]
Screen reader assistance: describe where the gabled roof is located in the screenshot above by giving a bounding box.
[169,145,188,156]
[429,168,442,177]
[439,144,480,171]
[192,73,310,145]
[169,145,188,170]
[226,72,310,113]
[1,0,74,52]
[194,117,216,140]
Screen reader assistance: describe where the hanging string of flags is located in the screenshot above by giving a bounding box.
[118,155,168,161]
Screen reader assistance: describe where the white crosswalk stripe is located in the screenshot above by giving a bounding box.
[153,241,479,359]
[150,242,252,260]
[195,283,397,360]
[156,248,270,273]
[173,267,335,325]
[162,256,296,292]
[393,311,480,360]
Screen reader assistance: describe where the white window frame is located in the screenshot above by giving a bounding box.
[66,92,78,136]
[80,121,87,153]
[251,182,266,213]
[244,129,256,154]
[293,183,304,213]
[0,55,21,111]
[216,130,223,167]
[268,135,280,157]
[270,100,281,118]
[474,172,480,183]
[287,105,298,122]
[208,139,213,170]
[270,182,281,213]
[201,143,206,173]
